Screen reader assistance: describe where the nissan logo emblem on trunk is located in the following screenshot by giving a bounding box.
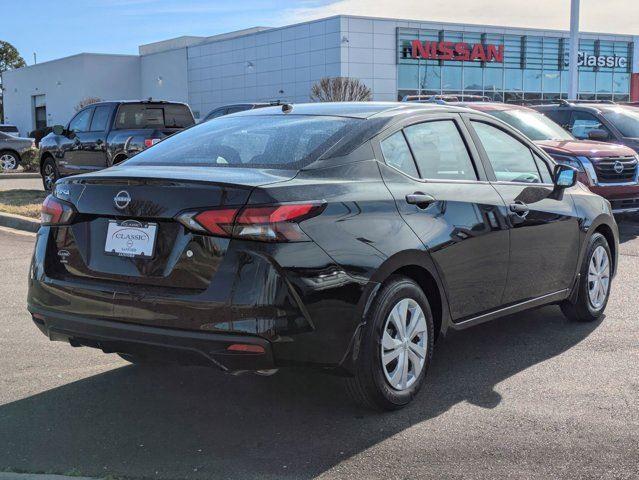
[613,161,624,174]
[114,190,131,210]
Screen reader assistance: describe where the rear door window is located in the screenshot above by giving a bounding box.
[89,106,111,132]
[380,131,419,177]
[0,126,19,135]
[404,120,477,181]
[226,105,251,115]
[114,104,194,129]
[204,108,227,121]
[542,109,571,128]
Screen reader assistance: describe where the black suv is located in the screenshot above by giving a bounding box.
[534,101,639,153]
[28,103,618,410]
[39,100,195,190]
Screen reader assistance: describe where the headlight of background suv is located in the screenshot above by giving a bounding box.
[552,154,585,172]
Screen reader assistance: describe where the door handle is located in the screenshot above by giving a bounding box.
[509,202,529,217]
[406,192,436,208]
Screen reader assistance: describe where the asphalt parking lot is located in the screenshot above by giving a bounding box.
[0,177,42,192]
[0,219,638,480]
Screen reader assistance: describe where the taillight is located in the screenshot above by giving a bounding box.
[176,203,324,242]
[144,138,161,148]
[41,195,75,226]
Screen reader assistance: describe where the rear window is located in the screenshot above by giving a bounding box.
[126,115,360,169]
[114,104,194,129]
[0,125,19,134]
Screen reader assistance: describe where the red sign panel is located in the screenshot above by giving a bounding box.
[411,40,504,63]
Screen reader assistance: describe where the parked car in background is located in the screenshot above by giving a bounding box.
[0,124,20,137]
[533,101,639,153]
[0,131,35,170]
[202,102,277,122]
[28,102,618,410]
[458,102,639,214]
[39,100,195,190]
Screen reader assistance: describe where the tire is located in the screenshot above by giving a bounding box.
[41,157,59,191]
[561,232,612,322]
[346,275,435,411]
[0,150,20,170]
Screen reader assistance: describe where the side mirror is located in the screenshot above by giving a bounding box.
[52,125,66,136]
[554,164,578,189]
[588,129,609,141]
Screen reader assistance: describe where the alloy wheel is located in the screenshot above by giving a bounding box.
[588,245,610,310]
[380,298,427,391]
[0,153,17,170]
[44,164,56,190]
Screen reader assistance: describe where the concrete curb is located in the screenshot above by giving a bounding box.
[0,211,40,233]
[0,173,41,179]
[0,474,98,480]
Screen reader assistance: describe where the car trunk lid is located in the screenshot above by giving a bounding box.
[48,166,296,290]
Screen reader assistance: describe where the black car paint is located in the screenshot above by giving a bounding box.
[38,101,195,179]
[27,103,618,375]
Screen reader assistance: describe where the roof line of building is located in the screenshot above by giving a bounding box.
[138,13,636,57]
[7,52,139,72]
[326,13,637,39]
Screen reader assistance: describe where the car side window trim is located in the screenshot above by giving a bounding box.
[374,115,489,184]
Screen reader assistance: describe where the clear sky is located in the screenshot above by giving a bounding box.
[2,0,638,65]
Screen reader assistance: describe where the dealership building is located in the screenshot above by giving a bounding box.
[3,14,639,136]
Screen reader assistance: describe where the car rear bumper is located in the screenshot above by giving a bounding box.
[29,307,275,372]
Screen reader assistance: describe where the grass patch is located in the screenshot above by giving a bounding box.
[0,189,47,219]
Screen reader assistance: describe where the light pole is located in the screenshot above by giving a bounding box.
[567,0,580,99]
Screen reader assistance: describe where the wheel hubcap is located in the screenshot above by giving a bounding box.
[44,164,55,190]
[588,245,610,310]
[380,298,427,391]
[0,154,17,170]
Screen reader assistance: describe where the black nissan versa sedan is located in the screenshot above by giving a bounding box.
[27,102,618,410]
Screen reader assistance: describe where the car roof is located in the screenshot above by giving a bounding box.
[231,102,474,119]
[534,102,629,113]
[83,100,191,108]
[452,102,536,113]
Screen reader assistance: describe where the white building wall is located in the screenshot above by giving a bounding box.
[2,54,140,136]
[186,17,343,119]
[141,48,189,103]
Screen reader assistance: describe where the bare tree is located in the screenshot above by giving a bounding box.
[74,97,102,112]
[310,77,372,102]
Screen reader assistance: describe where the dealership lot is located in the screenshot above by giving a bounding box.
[0,220,637,479]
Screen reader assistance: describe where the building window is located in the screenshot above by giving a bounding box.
[396,27,632,102]
[442,66,462,91]
[32,95,46,131]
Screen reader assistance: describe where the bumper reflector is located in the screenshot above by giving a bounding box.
[227,344,266,354]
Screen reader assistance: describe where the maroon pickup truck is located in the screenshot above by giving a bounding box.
[460,102,639,214]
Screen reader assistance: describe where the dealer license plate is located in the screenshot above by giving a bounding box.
[104,220,157,259]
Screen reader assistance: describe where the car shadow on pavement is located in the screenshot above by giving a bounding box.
[617,215,639,244]
[0,307,601,479]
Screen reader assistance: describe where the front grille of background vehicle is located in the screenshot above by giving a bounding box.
[592,156,638,183]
